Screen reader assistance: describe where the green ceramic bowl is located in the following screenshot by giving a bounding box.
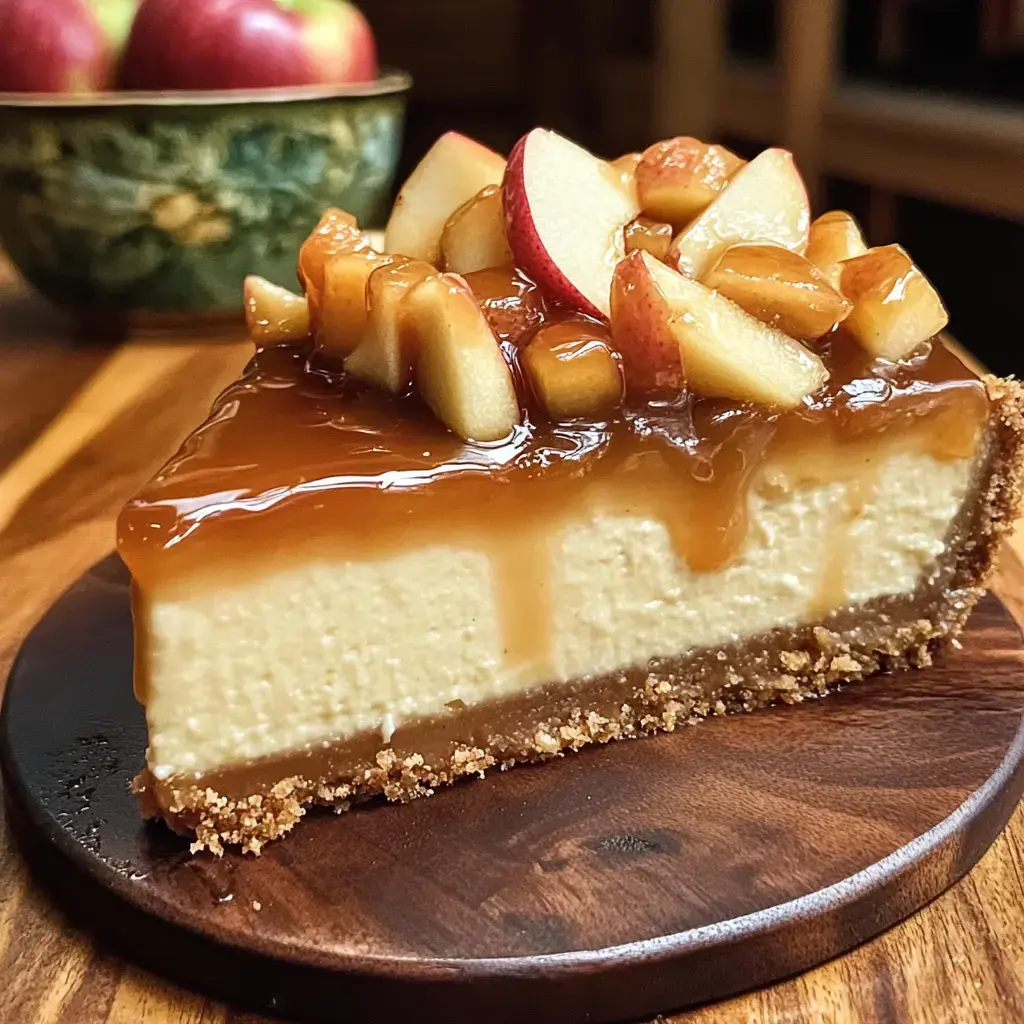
[0,72,409,322]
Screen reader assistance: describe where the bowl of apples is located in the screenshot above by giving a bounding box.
[0,0,409,325]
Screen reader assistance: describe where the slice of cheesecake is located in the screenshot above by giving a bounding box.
[121,128,1024,854]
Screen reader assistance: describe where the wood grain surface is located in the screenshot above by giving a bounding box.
[0,277,1023,1022]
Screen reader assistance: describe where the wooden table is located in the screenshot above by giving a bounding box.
[0,279,1022,1023]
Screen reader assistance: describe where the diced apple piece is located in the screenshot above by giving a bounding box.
[463,264,547,345]
[243,275,310,344]
[639,251,828,408]
[521,321,623,420]
[635,137,743,225]
[385,132,507,265]
[609,152,642,204]
[406,274,521,442]
[838,244,949,360]
[439,185,513,275]
[344,259,437,391]
[703,244,851,340]
[806,210,867,289]
[609,249,687,395]
[503,128,639,319]
[317,251,395,358]
[298,208,376,326]
[624,216,675,262]
[668,148,810,280]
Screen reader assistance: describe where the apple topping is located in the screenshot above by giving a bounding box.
[522,321,623,420]
[463,265,547,345]
[839,244,949,360]
[385,132,506,265]
[344,258,437,392]
[806,210,867,289]
[638,252,828,408]
[298,207,376,326]
[609,152,642,205]
[316,251,395,358]
[669,148,810,280]
[503,127,639,319]
[703,244,852,341]
[624,216,676,262]
[405,274,521,443]
[439,185,513,275]
[609,250,687,395]
[243,275,310,345]
[635,137,743,226]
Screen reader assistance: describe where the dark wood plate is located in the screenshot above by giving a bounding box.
[2,556,1024,1023]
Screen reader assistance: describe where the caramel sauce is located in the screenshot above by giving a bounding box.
[118,267,990,679]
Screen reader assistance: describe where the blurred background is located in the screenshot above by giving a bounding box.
[369,0,1024,376]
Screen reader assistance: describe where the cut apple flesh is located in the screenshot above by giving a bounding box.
[624,216,675,262]
[406,274,521,442]
[806,210,867,289]
[503,128,639,319]
[244,275,310,345]
[669,148,810,280]
[839,244,949,360]
[636,137,743,225]
[298,208,375,325]
[703,244,851,340]
[640,252,828,408]
[344,259,437,392]
[522,320,623,420]
[385,131,506,265]
[440,185,513,275]
[316,252,396,359]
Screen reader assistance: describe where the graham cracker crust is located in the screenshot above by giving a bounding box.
[133,376,1024,855]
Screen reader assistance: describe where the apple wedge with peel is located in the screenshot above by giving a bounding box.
[244,276,311,345]
[385,132,507,265]
[639,252,828,408]
[635,137,743,225]
[839,244,948,360]
[440,185,513,275]
[669,149,810,280]
[317,251,395,358]
[344,259,437,392]
[609,250,687,395]
[503,128,639,319]
[406,274,521,442]
[522,322,624,420]
[703,244,851,340]
[806,211,867,289]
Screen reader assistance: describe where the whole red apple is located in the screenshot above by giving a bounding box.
[0,0,137,92]
[119,0,378,91]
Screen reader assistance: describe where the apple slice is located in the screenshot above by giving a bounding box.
[624,216,676,262]
[668,148,810,280]
[344,259,437,391]
[298,207,376,325]
[522,321,623,420]
[635,137,743,225]
[503,128,639,319]
[439,185,513,275]
[317,251,395,358]
[609,250,687,395]
[405,274,521,442]
[838,244,948,360]
[806,210,867,289]
[243,275,310,345]
[703,244,851,340]
[384,132,506,265]
[639,252,828,408]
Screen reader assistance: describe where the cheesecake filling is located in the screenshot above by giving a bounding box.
[117,326,992,782]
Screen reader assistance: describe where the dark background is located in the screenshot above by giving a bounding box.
[363,0,1024,376]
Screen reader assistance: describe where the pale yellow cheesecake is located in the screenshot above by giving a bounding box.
[120,128,1024,853]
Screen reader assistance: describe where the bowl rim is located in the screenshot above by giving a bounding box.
[0,69,411,108]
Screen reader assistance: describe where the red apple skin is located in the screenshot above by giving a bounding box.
[120,0,377,91]
[0,0,135,92]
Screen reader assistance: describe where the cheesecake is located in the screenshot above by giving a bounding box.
[121,128,1024,853]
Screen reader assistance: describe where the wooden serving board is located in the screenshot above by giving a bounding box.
[2,557,1024,1024]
